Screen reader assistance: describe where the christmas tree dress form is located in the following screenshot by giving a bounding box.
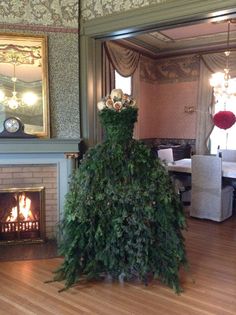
[54,89,187,292]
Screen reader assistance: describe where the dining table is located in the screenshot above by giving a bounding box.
[167,158,236,179]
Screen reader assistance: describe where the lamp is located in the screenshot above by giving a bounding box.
[0,49,39,110]
[210,20,236,104]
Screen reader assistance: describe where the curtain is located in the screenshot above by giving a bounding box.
[102,42,115,97]
[104,41,140,77]
[195,58,214,154]
[196,51,236,154]
[102,41,140,97]
[202,51,236,76]
[102,41,141,139]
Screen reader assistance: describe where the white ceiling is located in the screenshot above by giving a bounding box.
[116,20,236,58]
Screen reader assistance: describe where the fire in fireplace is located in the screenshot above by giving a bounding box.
[0,187,45,244]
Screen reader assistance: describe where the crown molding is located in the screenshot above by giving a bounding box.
[81,0,236,39]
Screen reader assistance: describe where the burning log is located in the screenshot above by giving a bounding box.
[0,195,17,222]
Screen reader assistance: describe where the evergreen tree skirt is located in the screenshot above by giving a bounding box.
[54,137,187,293]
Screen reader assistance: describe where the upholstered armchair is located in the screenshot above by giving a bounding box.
[217,149,236,161]
[190,155,233,222]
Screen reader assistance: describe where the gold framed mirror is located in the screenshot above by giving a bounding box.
[0,33,49,138]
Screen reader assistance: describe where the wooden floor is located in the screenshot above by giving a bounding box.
[0,215,236,315]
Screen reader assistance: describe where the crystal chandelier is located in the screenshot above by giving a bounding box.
[0,51,39,110]
[209,20,236,104]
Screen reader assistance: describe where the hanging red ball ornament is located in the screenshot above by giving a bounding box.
[213,111,236,130]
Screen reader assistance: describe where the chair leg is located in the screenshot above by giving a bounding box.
[233,189,236,214]
[179,186,191,206]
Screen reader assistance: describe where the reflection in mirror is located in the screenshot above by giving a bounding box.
[0,34,49,137]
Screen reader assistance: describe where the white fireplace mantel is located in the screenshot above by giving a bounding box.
[0,138,81,240]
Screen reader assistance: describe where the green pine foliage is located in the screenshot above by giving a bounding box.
[54,107,187,293]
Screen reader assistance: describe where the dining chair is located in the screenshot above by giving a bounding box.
[217,149,236,162]
[158,148,191,204]
[190,155,233,222]
[157,148,174,163]
[217,148,236,211]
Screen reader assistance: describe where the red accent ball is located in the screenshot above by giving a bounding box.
[213,111,236,130]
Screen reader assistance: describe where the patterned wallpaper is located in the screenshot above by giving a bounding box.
[81,0,166,20]
[140,55,200,83]
[0,1,79,139]
[0,0,78,28]
[0,28,79,139]
[48,32,79,138]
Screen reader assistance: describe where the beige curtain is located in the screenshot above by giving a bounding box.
[196,58,214,154]
[102,42,115,97]
[202,51,236,76]
[104,41,140,77]
[102,41,141,139]
[102,41,140,97]
[196,51,236,154]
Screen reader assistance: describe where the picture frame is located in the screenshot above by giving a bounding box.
[0,33,50,138]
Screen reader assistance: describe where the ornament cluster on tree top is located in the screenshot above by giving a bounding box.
[97,89,136,112]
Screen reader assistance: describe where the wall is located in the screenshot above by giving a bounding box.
[81,0,166,20]
[0,1,79,139]
[137,54,199,140]
[139,80,197,139]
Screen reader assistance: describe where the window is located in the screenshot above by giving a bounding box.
[210,97,236,154]
[115,71,132,95]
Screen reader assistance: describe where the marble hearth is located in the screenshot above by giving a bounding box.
[0,139,80,242]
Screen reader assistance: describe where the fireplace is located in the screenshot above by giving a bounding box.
[0,138,80,245]
[0,187,45,244]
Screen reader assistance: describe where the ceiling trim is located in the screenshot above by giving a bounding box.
[81,0,236,39]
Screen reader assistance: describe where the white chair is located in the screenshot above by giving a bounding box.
[157,148,174,163]
[217,149,236,211]
[190,155,233,222]
[158,148,191,203]
[217,149,236,162]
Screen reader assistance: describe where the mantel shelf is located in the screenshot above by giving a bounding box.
[0,138,81,154]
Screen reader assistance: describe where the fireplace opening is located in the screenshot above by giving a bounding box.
[0,187,45,244]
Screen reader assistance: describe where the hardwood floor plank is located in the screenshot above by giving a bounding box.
[0,269,91,315]
[0,272,82,315]
[0,216,236,314]
[0,261,129,315]
[0,295,35,315]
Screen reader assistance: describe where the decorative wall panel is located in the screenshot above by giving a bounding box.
[81,0,166,20]
[0,0,78,28]
[140,55,200,83]
[48,32,80,138]
[0,0,79,139]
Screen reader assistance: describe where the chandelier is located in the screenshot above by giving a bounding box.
[209,20,236,104]
[0,48,40,110]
